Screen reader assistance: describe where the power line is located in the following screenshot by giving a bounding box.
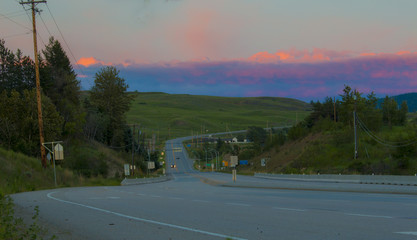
[356,115,417,148]
[0,11,31,30]
[3,31,31,39]
[39,12,52,38]
[45,3,85,77]
[0,10,27,19]
[356,116,417,145]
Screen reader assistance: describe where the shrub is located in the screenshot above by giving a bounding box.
[0,194,54,239]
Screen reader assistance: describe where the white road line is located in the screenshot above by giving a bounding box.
[226,203,251,207]
[168,197,184,200]
[192,200,210,203]
[47,192,247,240]
[136,193,146,196]
[106,197,120,199]
[395,232,417,236]
[150,195,161,198]
[273,207,306,212]
[344,213,393,219]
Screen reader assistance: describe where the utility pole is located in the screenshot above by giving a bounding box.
[20,0,47,168]
[131,124,135,175]
[353,94,358,160]
[334,97,336,122]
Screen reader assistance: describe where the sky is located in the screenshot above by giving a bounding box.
[1,0,417,102]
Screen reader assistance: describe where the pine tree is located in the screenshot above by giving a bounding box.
[90,66,133,146]
[42,37,83,137]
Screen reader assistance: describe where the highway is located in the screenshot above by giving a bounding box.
[12,137,417,239]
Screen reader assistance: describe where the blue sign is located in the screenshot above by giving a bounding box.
[187,144,191,147]
[239,160,249,165]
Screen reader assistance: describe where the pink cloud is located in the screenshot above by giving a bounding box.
[77,48,417,101]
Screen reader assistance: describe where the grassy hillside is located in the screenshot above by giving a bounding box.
[0,140,127,195]
[127,92,311,140]
[245,122,417,175]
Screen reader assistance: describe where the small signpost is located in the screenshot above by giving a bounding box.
[54,143,64,160]
[230,156,238,182]
[124,164,130,176]
[148,161,155,170]
[42,141,64,187]
[230,156,238,167]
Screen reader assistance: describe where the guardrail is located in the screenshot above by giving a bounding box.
[254,173,417,186]
[121,174,173,186]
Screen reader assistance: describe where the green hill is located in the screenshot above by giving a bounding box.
[127,92,311,140]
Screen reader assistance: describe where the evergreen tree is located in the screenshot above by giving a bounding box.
[90,66,133,146]
[382,96,398,128]
[42,37,83,137]
[398,101,408,125]
[0,39,35,93]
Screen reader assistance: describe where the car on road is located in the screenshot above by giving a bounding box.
[170,164,176,168]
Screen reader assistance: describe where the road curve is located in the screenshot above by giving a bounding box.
[11,137,417,240]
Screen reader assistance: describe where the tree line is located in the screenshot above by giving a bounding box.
[0,38,136,172]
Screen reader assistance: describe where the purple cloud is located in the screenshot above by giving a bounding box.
[76,52,417,102]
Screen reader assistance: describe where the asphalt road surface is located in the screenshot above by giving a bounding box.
[12,138,417,239]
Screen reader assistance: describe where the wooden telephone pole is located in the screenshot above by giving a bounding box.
[20,0,47,168]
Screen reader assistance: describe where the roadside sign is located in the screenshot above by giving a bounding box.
[124,164,130,176]
[54,143,64,160]
[261,158,266,167]
[148,161,155,169]
[173,147,182,152]
[230,156,238,167]
[239,160,248,165]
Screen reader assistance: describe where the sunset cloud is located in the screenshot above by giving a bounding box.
[77,57,107,67]
[76,49,417,101]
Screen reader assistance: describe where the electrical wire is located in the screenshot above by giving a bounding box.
[39,12,52,39]
[3,31,31,39]
[356,115,417,147]
[356,115,417,145]
[14,2,47,47]
[45,3,86,77]
[0,10,27,20]
[0,12,31,30]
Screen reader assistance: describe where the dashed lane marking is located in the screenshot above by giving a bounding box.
[273,207,306,212]
[168,197,184,200]
[226,203,251,207]
[395,232,417,236]
[192,199,210,203]
[344,213,393,219]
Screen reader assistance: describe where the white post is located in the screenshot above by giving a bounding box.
[52,142,57,187]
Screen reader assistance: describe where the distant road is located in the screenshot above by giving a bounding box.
[12,136,417,240]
